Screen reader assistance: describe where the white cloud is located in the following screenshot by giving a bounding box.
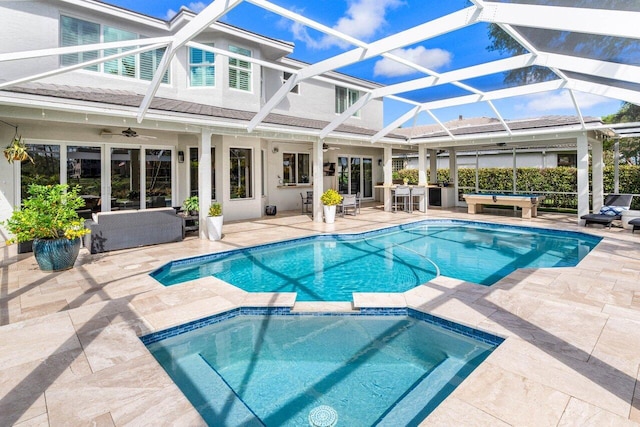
[291,0,404,50]
[165,2,208,20]
[373,46,451,77]
[516,91,612,112]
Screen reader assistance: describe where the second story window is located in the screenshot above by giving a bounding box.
[190,46,215,87]
[335,86,360,117]
[228,45,252,92]
[103,26,137,78]
[283,72,299,94]
[282,152,310,185]
[59,16,169,83]
[60,16,99,71]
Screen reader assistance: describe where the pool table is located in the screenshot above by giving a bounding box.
[463,193,544,219]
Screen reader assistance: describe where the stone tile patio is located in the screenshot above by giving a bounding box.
[1,205,640,426]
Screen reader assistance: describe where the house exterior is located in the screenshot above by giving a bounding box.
[0,0,404,234]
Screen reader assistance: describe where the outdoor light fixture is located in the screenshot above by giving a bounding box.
[178,151,185,163]
[272,146,279,153]
[378,159,382,166]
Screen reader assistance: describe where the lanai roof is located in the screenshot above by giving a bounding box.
[0,0,638,146]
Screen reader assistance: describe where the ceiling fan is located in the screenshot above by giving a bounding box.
[100,127,157,140]
[322,143,339,152]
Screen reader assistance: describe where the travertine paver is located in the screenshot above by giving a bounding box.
[1,205,640,425]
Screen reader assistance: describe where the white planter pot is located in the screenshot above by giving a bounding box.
[323,205,336,224]
[206,215,224,240]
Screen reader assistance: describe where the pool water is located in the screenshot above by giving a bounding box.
[145,311,501,426]
[151,221,600,301]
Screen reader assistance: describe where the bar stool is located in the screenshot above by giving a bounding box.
[410,187,425,212]
[393,186,411,212]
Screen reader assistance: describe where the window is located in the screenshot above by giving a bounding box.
[282,152,309,185]
[140,47,169,83]
[228,45,251,91]
[103,26,137,78]
[283,72,299,94]
[190,46,215,87]
[392,158,405,172]
[59,16,168,82]
[335,86,360,116]
[60,16,99,71]
[189,147,216,199]
[230,148,252,199]
[145,149,172,207]
[557,153,577,167]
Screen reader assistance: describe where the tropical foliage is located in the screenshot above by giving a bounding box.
[3,184,89,244]
[320,189,343,206]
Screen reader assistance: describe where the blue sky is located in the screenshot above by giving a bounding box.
[103,0,623,126]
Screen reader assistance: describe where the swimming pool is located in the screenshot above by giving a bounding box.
[151,220,601,301]
[142,307,503,426]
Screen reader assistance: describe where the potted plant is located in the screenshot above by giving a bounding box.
[2,184,90,271]
[182,195,199,216]
[320,189,342,224]
[206,202,223,241]
[3,136,34,164]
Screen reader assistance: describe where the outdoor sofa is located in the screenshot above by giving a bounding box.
[84,207,183,254]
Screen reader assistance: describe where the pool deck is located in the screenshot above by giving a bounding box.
[2,205,640,426]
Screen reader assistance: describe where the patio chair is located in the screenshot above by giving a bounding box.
[393,186,411,212]
[581,194,633,229]
[300,192,312,214]
[340,194,358,217]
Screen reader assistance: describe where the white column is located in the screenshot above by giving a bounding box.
[383,145,393,212]
[592,138,604,213]
[449,148,457,207]
[428,149,437,184]
[614,140,620,194]
[418,145,427,185]
[199,128,213,239]
[577,134,589,224]
[313,139,324,222]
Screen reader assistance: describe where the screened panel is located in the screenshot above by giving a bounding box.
[486,0,640,12]
[513,26,640,66]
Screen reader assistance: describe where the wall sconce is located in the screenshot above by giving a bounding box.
[178,151,185,163]
[272,146,279,154]
[378,159,382,166]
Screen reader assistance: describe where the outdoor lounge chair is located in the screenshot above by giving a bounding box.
[581,194,633,229]
[630,218,640,234]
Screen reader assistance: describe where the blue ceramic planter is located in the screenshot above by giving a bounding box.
[32,238,81,271]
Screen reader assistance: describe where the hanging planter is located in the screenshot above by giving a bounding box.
[3,135,34,164]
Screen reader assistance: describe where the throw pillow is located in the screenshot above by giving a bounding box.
[598,205,627,216]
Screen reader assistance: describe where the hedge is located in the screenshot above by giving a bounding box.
[395,166,640,210]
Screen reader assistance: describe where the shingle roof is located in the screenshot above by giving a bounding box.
[397,115,603,140]
[4,83,406,140]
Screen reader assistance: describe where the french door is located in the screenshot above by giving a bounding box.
[337,156,373,198]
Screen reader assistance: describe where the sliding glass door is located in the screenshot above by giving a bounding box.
[337,155,373,197]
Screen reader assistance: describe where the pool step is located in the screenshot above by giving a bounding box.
[374,357,463,426]
[291,301,357,313]
[175,354,264,426]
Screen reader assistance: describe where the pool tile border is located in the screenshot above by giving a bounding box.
[140,306,504,347]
